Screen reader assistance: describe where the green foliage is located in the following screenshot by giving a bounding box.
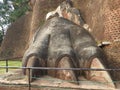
[0,31,3,45]
[0,0,29,31]
[9,0,29,22]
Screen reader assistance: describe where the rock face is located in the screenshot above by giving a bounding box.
[68,0,119,41]
[0,13,32,59]
[74,0,120,81]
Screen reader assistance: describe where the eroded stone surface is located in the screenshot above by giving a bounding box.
[0,70,117,90]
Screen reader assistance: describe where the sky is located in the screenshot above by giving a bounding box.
[0,0,5,32]
[0,0,3,30]
[0,0,3,3]
[0,0,13,32]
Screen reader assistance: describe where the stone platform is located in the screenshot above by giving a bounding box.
[0,70,118,90]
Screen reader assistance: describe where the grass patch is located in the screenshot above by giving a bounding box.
[0,60,22,74]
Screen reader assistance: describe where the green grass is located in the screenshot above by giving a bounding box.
[0,60,22,74]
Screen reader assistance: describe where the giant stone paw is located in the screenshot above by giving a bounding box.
[22,17,112,85]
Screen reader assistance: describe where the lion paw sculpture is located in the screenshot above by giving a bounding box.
[22,1,114,87]
[22,17,112,84]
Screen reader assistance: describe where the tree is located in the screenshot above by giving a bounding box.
[0,0,29,37]
[0,30,3,45]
